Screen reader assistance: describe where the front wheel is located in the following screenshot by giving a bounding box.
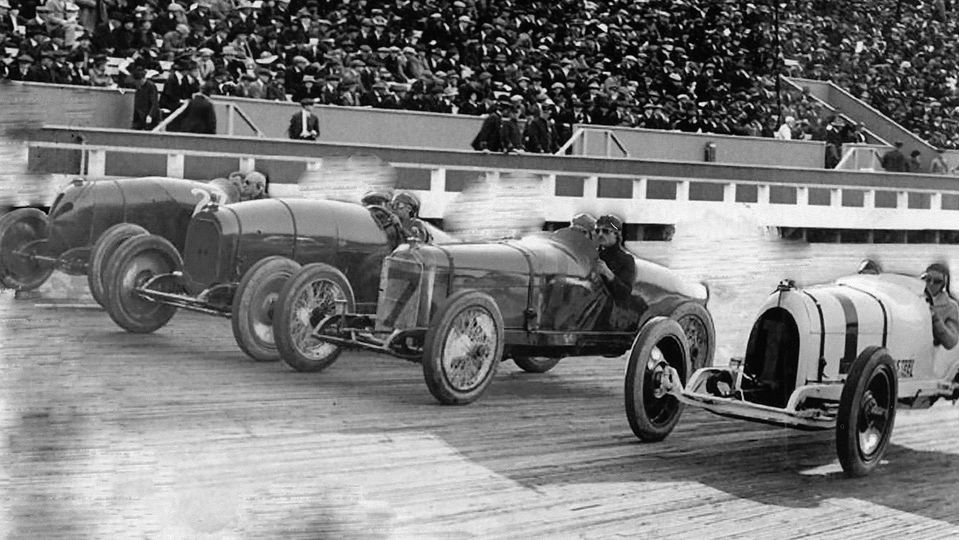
[0,208,53,291]
[274,263,355,372]
[512,356,561,373]
[104,234,181,333]
[87,223,149,307]
[422,290,504,405]
[836,346,897,477]
[624,317,690,442]
[231,256,302,362]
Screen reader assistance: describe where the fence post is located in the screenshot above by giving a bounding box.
[166,153,185,178]
[87,149,106,177]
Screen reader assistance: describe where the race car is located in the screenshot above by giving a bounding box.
[0,176,240,303]
[624,265,959,477]
[284,230,716,405]
[101,197,455,362]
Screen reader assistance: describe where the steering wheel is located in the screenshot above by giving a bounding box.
[366,204,406,248]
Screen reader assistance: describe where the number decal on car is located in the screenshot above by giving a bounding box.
[896,358,915,378]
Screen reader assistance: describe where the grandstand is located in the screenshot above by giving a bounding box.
[3,0,958,161]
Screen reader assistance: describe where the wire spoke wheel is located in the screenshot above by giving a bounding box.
[441,306,497,392]
[275,263,355,373]
[289,278,344,361]
[422,290,504,405]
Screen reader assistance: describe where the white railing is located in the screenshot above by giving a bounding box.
[33,138,959,233]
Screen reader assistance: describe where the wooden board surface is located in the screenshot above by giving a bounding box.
[1,288,958,538]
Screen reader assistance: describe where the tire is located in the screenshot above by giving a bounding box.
[231,256,303,362]
[273,262,354,372]
[422,290,504,405]
[512,356,561,373]
[624,317,691,442]
[0,208,53,291]
[836,346,898,478]
[87,223,148,307]
[104,234,182,333]
[670,302,716,371]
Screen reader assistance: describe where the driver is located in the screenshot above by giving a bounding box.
[241,171,268,201]
[361,189,394,207]
[594,214,635,303]
[922,263,959,350]
[391,191,432,243]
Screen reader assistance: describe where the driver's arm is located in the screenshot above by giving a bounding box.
[932,301,959,350]
[601,251,636,302]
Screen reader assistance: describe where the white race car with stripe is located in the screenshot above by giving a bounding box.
[622,266,959,477]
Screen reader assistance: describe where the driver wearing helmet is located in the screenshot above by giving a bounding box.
[361,189,394,207]
[391,191,432,243]
[922,263,959,350]
[594,214,635,302]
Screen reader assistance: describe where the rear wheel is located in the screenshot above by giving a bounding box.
[670,302,715,370]
[274,263,355,372]
[87,223,148,307]
[231,256,302,362]
[837,346,897,477]
[512,356,561,373]
[422,290,504,405]
[104,234,181,333]
[0,208,53,291]
[624,317,690,442]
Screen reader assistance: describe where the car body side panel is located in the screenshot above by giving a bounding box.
[284,199,385,307]
[230,199,296,278]
[47,180,97,254]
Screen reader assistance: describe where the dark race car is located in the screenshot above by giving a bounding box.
[101,197,456,362]
[0,176,238,304]
[274,229,716,405]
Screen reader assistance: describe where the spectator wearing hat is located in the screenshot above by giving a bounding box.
[523,100,556,153]
[162,23,190,54]
[87,53,113,86]
[471,97,506,152]
[774,115,795,140]
[91,10,122,52]
[130,64,160,129]
[0,0,24,38]
[8,54,35,81]
[362,81,398,109]
[500,104,523,153]
[908,149,923,173]
[159,57,198,125]
[291,74,318,103]
[288,97,320,140]
[880,141,908,172]
[931,148,949,175]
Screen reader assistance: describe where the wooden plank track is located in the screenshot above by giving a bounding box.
[1,289,958,538]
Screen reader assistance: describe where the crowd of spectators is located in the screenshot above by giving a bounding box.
[1,0,958,152]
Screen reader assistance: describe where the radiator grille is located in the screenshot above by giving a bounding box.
[375,257,425,332]
[183,218,222,285]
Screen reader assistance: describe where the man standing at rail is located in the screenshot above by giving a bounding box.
[288,97,320,141]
